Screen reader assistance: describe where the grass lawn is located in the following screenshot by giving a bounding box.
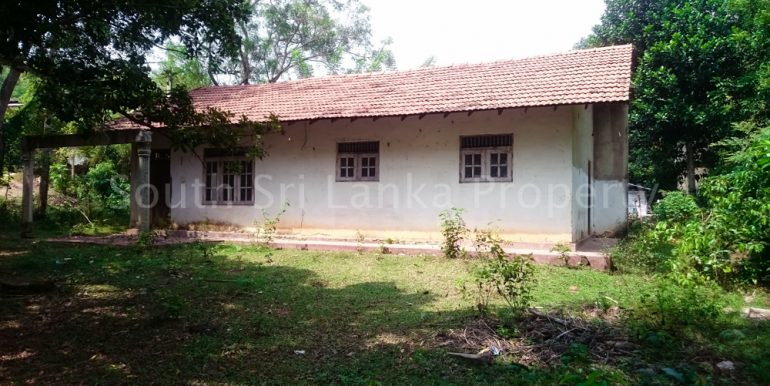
[1,232,769,385]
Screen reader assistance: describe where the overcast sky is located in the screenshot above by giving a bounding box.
[363,0,606,69]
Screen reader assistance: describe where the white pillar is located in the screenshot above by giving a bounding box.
[129,143,139,228]
[133,131,152,232]
[21,151,34,237]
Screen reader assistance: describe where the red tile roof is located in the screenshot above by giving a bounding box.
[119,45,632,127]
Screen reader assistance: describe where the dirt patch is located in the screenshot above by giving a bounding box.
[437,306,633,367]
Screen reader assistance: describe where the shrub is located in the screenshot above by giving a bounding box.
[50,159,129,221]
[550,241,572,267]
[611,219,678,275]
[627,279,725,336]
[137,230,156,248]
[652,191,700,223]
[466,229,535,315]
[613,125,770,285]
[439,208,467,259]
[257,202,288,245]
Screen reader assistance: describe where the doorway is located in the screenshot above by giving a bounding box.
[150,149,171,227]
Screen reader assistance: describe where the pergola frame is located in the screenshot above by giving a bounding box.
[20,129,153,237]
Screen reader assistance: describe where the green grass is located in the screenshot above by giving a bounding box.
[1,233,769,385]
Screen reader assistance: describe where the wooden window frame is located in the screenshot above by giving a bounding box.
[336,141,379,182]
[459,135,513,183]
[203,157,255,205]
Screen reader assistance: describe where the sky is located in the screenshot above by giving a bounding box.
[362,0,606,69]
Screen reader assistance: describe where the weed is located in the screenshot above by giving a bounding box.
[551,242,572,267]
[257,202,289,245]
[355,230,366,253]
[137,230,155,247]
[70,222,96,236]
[467,229,535,315]
[628,279,724,335]
[439,207,467,259]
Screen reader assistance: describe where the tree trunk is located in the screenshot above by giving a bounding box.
[238,21,252,84]
[36,148,51,218]
[0,67,22,175]
[685,141,696,194]
[205,43,219,86]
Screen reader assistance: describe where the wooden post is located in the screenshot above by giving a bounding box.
[134,131,152,232]
[20,151,34,237]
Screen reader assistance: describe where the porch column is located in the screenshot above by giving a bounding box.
[129,143,139,227]
[132,131,152,232]
[20,151,34,237]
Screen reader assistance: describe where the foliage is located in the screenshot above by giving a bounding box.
[215,0,395,85]
[50,159,129,223]
[627,279,725,337]
[258,202,289,245]
[550,242,572,267]
[438,208,467,259]
[152,42,212,91]
[581,0,770,188]
[679,123,770,284]
[0,0,249,126]
[137,231,156,248]
[467,229,535,315]
[613,124,770,285]
[650,190,700,223]
[0,0,271,178]
[611,219,677,275]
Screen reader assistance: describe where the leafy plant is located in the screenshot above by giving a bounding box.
[378,243,391,255]
[628,280,725,335]
[466,229,535,315]
[258,202,289,245]
[137,230,155,248]
[70,222,96,236]
[652,191,700,223]
[615,125,770,285]
[439,208,467,259]
[355,230,365,253]
[550,242,572,267]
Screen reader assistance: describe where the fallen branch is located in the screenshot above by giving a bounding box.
[447,350,494,364]
[528,308,578,328]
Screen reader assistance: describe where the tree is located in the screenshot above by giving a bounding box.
[153,43,213,91]
[220,0,395,84]
[0,0,255,174]
[575,0,668,55]
[579,0,764,190]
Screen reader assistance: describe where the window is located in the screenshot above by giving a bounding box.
[203,148,254,204]
[460,134,513,182]
[336,141,379,181]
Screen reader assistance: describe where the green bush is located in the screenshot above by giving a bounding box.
[464,229,535,315]
[50,159,129,221]
[611,217,678,275]
[614,124,770,285]
[652,191,700,223]
[627,279,725,336]
[439,208,467,259]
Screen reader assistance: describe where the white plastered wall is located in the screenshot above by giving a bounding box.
[168,107,583,242]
